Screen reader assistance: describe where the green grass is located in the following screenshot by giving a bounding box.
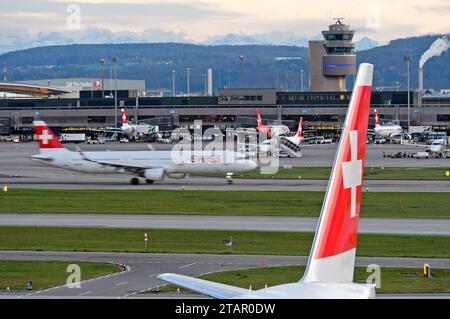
[200,167,450,180]
[0,227,449,258]
[161,266,450,294]
[1,189,450,219]
[0,260,119,291]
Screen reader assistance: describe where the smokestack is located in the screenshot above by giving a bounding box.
[207,68,213,96]
[418,67,424,108]
[418,37,450,107]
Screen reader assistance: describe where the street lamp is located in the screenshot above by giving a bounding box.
[112,56,119,127]
[100,58,106,99]
[404,54,411,131]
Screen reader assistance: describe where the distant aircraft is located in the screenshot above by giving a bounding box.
[31,121,257,185]
[158,63,375,299]
[256,108,290,137]
[120,109,157,138]
[284,117,304,145]
[373,109,403,137]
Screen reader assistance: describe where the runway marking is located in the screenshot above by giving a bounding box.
[115,281,128,286]
[179,262,196,269]
[78,291,92,296]
[150,273,160,277]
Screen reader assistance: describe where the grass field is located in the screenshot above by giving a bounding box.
[200,167,450,180]
[161,266,450,294]
[0,227,449,258]
[1,189,450,219]
[0,260,118,291]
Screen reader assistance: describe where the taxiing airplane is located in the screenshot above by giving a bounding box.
[256,108,290,137]
[31,122,257,185]
[158,63,375,299]
[373,109,403,137]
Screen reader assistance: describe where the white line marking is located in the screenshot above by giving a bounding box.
[115,281,128,286]
[78,291,92,296]
[179,262,196,269]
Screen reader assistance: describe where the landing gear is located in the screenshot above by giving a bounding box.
[146,179,154,184]
[130,177,140,185]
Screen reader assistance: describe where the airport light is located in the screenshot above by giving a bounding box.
[404,54,412,131]
[100,58,106,99]
[239,55,245,88]
[172,70,176,96]
[112,56,119,127]
[186,68,191,96]
[300,69,304,92]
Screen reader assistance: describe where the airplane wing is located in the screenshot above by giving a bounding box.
[157,274,248,299]
[77,150,166,175]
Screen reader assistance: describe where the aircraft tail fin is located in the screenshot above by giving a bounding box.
[256,108,263,128]
[374,109,380,127]
[296,117,303,138]
[33,121,67,152]
[121,108,129,125]
[301,63,373,283]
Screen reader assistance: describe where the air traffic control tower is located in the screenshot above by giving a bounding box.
[309,19,356,91]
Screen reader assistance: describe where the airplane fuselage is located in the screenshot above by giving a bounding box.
[374,125,402,137]
[31,150,256,176]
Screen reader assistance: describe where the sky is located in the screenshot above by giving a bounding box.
[1,0,449,45]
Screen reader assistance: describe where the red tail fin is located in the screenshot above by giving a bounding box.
[296,117,303,138]
[374,109,379,127]
[121,108,128,125]
[302,63,373,283]
[256,108,263,128]
[33,121,64,149]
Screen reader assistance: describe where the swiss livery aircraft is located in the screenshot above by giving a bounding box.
[373,109,403,137]
[31,123,256,185]
[256,108,290,137]
[120,108,157,137]
[158,63,375,298]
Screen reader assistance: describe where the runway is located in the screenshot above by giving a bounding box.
[1,143,449,191]
[1,251,449,298]
[2,214,450,236]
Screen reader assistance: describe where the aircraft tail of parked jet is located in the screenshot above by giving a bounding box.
[296,117,303,138]
[158,63,375,299]
[374,109,380,128]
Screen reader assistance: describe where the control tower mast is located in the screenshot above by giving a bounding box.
[308,18,356,91]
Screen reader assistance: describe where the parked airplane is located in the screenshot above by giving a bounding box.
[158,63,375,299]
[31,122,257,185]
[120,109,157,137]
[256,108,290,137]
[284,117,304,145]
[373,109,403,137]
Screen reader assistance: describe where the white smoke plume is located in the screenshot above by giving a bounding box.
[419,37,450,69]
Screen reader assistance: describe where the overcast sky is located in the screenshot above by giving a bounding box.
[1,0,449,43]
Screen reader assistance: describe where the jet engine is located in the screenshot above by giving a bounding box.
[144,168,165,181]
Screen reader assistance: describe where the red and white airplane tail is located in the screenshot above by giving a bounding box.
[255,108,264,129]
[374,109,380,128]
[301,63,373,283]
[33,121,67,153]
[121,108,129,126]
[296,117,303,138]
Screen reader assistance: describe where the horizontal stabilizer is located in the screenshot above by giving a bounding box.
[157,273,248,299]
